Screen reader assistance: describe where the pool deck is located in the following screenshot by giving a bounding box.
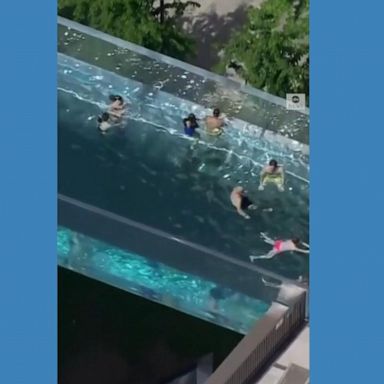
[255,324,309,383]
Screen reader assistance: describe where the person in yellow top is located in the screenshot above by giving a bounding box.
[258,159,285,192]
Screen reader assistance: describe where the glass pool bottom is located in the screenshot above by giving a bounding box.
[57,227,271,335]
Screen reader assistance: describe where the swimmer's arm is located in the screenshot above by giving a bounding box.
[237,208,250,219]
[295,247,310,254]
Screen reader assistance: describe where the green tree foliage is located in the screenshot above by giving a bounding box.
[217,0,309,98]
[58,0,200,60]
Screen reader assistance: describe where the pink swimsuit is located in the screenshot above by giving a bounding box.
[273,240,283,252]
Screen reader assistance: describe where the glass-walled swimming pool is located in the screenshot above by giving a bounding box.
[58,52,309,279]
[58,195,304,334]
[58,17,309,285]
[58,226,271,335]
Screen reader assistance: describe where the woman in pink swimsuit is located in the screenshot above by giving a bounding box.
[249,233,309,261]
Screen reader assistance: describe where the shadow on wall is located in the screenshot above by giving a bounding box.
[182,4,251,70]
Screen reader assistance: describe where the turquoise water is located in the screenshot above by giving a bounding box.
[58,54,309,279]
[58,226,271,334]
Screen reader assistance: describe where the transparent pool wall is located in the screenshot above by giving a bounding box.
[59,195,305,335]
[58,17,309,149]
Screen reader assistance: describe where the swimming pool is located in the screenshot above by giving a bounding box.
[58,225,273,335]
[58,20,309,144]
[58,53,309,280]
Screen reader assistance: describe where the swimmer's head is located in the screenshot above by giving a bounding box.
[269,159,278,169]
[292,238,300,246]
[188,113,197,124]
[213,108,220,117]
[97,112,110,123]
[234,186,244,194]
[109,94,124,105]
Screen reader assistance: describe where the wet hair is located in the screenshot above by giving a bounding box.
[97,112,110,123]
[292,238,300,245]
[188,113,197,123]
[213,108,220,117]
[109,94,124,104]
[269,159,278,168]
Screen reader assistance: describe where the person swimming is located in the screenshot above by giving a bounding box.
[97,112,112,134]
[183,113,199,137]
[208,286,235,311]
[230,186,257,219]
[249,232,309,261]
[108,94,126,119]
[259,159,285,191]
[205,108,225,136]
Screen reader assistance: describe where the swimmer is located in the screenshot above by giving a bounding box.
[97,112,112,134]
[259,159,285,191]
[108,94,126,119]
[183,113,200,137]
[249,232,309,261]
[208,286,235,311]
[205,108,225,136]
[230,186,257,219]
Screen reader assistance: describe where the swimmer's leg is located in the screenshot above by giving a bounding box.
[262,277,281,288]
[272,176,284,191]
[260,232,275,245]
[191,136,200,149]
[249,250,277,262]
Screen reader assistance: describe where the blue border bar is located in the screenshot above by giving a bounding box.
[0,1,57,383]
[311,0,384,383]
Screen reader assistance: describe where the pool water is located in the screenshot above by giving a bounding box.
[58,54,309,279]
[58,226,271,334]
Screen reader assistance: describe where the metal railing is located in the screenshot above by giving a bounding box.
[206,290,307,384]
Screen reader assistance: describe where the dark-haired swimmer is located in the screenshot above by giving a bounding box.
[183,113,199,138]
[205,108,225,136]
[108,94,126,119]
[259,159,285,191]
[97,112,112,134]
[249,233,309,261]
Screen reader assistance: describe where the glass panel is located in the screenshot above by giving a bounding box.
[58,195,291,303]
[58,225,269,335]
[58,196,305,335]
[58,18,309,144]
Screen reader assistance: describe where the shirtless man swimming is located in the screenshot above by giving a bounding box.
[205,108,225,136]
[249,232,309,261]
[259,159,285,191]
[230,186,257,219]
